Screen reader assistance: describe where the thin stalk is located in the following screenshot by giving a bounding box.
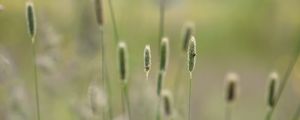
[107,0,119,43]
[123,83,131,120]
[292,104,300,120]
[173,55,184,101]
[225,105,231,120]
[121,83,131,120]
[267,39,300,119]
[31,37,41,120]
[156,97,162,120]
[188,72,192,120]
[99,27,112,120]
[158,0,165,44]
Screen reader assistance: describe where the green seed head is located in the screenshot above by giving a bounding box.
[157,71,165,96]
[267,72,278,108]
[94,0,104,26]
[26,2,36,41]
[118,42,128,81]
[182,22,195,52]
[161,89,173,118]
[144,45,151,73]
[225,72,239,104]
[188,36,196,72]
[160,37,169,71]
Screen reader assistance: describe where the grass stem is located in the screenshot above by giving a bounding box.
[108,0,119,43]
[267,39,300,119]
[292,104,300,120]
[188,72,192,120]
[99,27,113,120]
[32,37,41,120]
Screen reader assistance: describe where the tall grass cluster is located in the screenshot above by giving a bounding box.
[0,0,299,120]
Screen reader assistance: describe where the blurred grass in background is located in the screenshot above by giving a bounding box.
[0,0,300,120]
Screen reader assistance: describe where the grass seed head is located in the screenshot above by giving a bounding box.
[26,1,36,40]
[267,72,278,108]
[225,72,239,104]
[118,42,128,81]
[182,22,195,52]
[160,37,169,71]
[144,45,151,73]
[161,89,173,117]
[0,4,4,11]
[157,71,165,96]
[188,36,196,72]
[94,0,104,26]
[88,84,107,114]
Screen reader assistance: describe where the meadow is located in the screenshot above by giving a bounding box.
[0,0,300,120]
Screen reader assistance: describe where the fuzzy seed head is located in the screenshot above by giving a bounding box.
[94,0,104,26]
[161,89,173,117]
[225,72,239,103]
[182,22,195,52]
[144,45,151,73]
[0,4,4,11]
[118,42,128,81]
[267,72,278,108]
[157,71,165,96]
[188,36,196,72]
[88,85,107,114]
[26,2,36,40]
[160,37,169,71]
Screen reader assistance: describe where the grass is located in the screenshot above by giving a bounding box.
[266,38,300,120]
[26,1,41,120]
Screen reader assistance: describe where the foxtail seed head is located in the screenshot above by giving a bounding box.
[118,42,128,81]
[144,45,151,73]
[188,36,196,72]
[26,1,36,41]
[267,72,278,108]
[225,72,239,104]
[160,37,169,71]
[182,22,195,52]
[94,0,104,26]
[157,71,165,96]
[161,89,173,117]
[88,84,107,114]
[0,4,4,11]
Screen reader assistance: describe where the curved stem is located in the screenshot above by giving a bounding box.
[107,0,119,43]
[32,38,41,120]
[268,39,300,119]
[158,0,165,45]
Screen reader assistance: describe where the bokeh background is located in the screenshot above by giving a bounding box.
[0,0,300,120]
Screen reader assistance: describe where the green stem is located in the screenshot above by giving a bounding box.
[156,97,161,120]
[188,72,192,120]
[121,82,131,120]
[225,105,231,120]
[158,0,165,44]
[124,83,131,120]
[99,27,112,120]
[268,39,300,119]
[32,38,41,120]
[292,104,300,120]
[107,0,119,43]
[173,56,184,102]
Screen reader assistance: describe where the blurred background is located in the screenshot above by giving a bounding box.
[0,0,300,120]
